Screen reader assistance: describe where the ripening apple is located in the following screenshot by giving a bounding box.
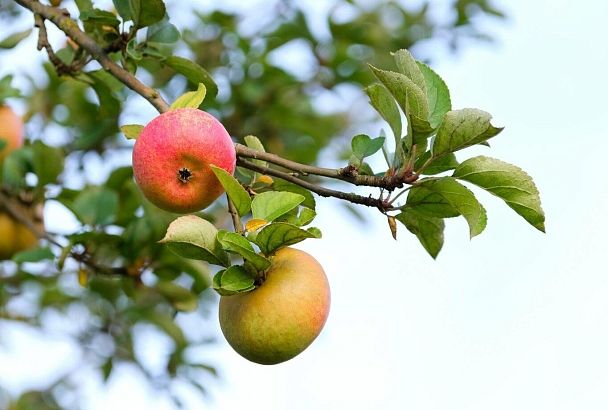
[0,211,40,260]
[132,108,236,213]
[219,247,331,365]
[0,104,24,161]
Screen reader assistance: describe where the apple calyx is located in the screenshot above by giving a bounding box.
[177,167,193,183]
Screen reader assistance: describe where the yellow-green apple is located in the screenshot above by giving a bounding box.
[0,105,24,161]
[0,205,42,260]
[219,247,331,365]
[132,108,236,213]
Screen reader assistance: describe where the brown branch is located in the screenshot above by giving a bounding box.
[235,144,417,190]
[13,0,170,113]
[237,158,391,210]
[0,189,129,276]
[227,198,244,234]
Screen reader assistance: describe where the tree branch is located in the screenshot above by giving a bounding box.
[237,158,391,210]
[13,0,170,113]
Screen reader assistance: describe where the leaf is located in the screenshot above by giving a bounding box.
[0,29,32,49]
[147,20,180,44]
[156,281,199,312]
[120,124,144,140]
[126,39,142,60]
[31,140,64,186]
[0,75,21,101]
[245,218,267,232]
[396,209,445,258]
[365,84,402,146]
[452,156,545,232]
[432,109,503,157]
[243,135,267,169]
[12,247,54,264]
[417,61,451,129]
[139,311,186,348]
[72,187,119,225]
[213,265,255,296]
[410,177,487,238]
[415,151,459,175]
[251,191,305,222]
[124,0,166,28]
[210,165,251,216]
[254,222,320,255]
[392,49,426,93]
[164,56,218,98]
[80,9,120,27]
[368,65,431,133]
[112,0,131,20]
[216,230,271,271]
[170,83,207,109]
[272,179,316,210]
[351,134,385,162]
[159,215,229,266]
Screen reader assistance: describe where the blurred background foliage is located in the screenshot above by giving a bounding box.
[0,0,503,408]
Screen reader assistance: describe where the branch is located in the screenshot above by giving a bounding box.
[237,158,391,210]
[235,144,417,190]
[13,0,170,113]
[227,198,244,234]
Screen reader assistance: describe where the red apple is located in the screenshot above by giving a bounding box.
[219,247,331,365]
[132,108,236,213]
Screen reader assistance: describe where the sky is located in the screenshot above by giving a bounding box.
[2,0,608,409]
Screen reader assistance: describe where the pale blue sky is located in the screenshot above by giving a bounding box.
[2,0,608,409]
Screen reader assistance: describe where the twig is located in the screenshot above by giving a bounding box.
[227,198,244,234]
[13,0,170,113]
[237,158,391,210]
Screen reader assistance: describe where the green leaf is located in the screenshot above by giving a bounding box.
[124,0,166,28]
[170,83,207,109]
[79,9,120,27]
[126,39,142,60]
[396,209,444,259]
[410,177,487,238]
[351,134,385,162]
[0,29,32,49]
[243,135,267,169]
[417,61,451,129]
[156,281,199,312]
[159,215,229,266]
[120,124,144,140]
[432,109,503,157]
[73,187,119,225]
[31,141,64,186]
[2,147,32,189]
[415,151,459,175]
[210,165,251,216]
[251,191,305,222]
[139,311,186,348]
[12,247,54,264]
[213,266,255,296]
[254,222,320,255]
[392,49,426,93]
[452,156,545,232]
[216,230,271,271]
[369,65,430,133]
[112,0,131,20]
[0,75,22,101]
[147,20,180,44]
[272,179,315,210]
[164,56,218,98]
[365,84,402,147]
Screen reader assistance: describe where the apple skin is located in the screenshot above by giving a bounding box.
[0,212,39,260]
[219,247,331,365]
[132,108,236,213]
[0,105,24,161]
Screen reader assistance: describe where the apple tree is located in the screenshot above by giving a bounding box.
[0,0,539,408]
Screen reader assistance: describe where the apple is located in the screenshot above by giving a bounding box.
[0,204,42,260]
[132,108,236,213]
[219,247,331,365]
[0,105,24,161]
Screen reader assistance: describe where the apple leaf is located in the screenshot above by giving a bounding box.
[416,61,451,129]
[453,156,545,232]
[210,165,251,216]
[146,20,180,44]
[251,191,305,222]
[350,134,385,164]
[155,281,198,312]
[12,247,55,264]
[164,56,218,98]
[415,151,459,175]
[31,140,64,186]
[365,83,402,149]
[213,266,256,296]
[396,209,444,259]
[408,177,487,238]
[72,187,119,226]
[254,222,321,255]
[392,49,426,93]
[120,124,144,140]
[0,29,32,49]
[272,179,316,210]
[159,215,229,267]
[432,109,503,157]
[245,218,268,232]
[170,83,206,110]
[217,230,271,271]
